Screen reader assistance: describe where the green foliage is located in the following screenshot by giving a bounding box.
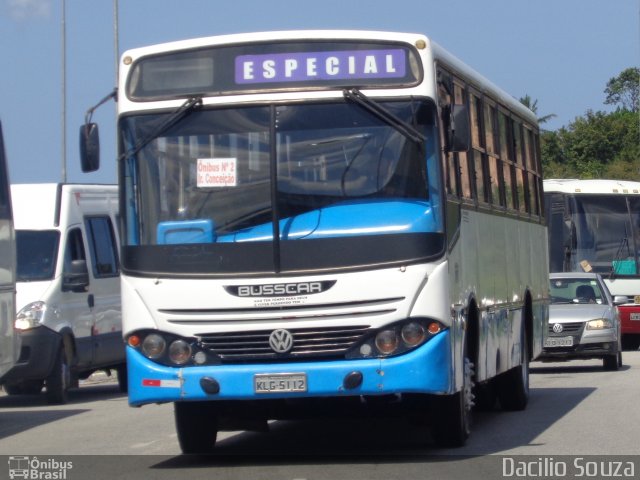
[537,67,640,181]
[604,67,639,112]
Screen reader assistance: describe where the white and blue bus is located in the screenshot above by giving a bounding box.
[80,30,549,452]
[544,179,640,350]
[0,120,18,381]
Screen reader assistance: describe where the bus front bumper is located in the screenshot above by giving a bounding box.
[127,330,452,406]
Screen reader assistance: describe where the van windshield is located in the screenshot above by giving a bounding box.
[16,230,60,282]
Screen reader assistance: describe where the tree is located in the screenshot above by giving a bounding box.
[604,67,639,112]
[519,95,557,125]
[538,67,640,181]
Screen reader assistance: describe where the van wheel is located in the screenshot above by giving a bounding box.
[4,380,43,395]
[116,364,128,393]
[174,402,218,454]
[46,348,71,404]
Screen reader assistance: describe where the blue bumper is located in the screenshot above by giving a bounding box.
[127,330,452,406]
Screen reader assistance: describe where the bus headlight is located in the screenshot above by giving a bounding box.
[375,330,399,355]
[168,340,192,365]
[347,318,446,359]
[141,334,166,359]
[401,322,426,346]
[15,301,47,331]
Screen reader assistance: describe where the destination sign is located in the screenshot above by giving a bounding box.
[235,49,406,84]
[127,41,421,100]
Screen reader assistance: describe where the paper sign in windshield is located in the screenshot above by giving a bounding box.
[197,158,237,188]
[236,49,406,84]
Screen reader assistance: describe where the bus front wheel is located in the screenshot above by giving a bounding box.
[431,354,474,447]
[174,402,218,454]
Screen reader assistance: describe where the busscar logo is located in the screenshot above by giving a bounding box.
[225,280,336,298]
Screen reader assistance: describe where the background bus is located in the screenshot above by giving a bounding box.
[81,30,548,453]
[0,120,18,380]
[545,179,640,350]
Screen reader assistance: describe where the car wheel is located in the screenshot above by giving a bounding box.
[603,354,619,371]
[174,402,218,454]
[46,347,71,405]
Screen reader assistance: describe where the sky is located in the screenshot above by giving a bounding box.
[0,0,638,186]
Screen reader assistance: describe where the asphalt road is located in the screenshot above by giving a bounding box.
[1,352,639,479]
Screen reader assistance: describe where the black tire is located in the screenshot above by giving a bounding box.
[174,402,218,454]
[497,323,530,411]
[4,381,43,395]
[116,364,128,393]
[46,347,71,405]
[603,354,619,371]
[617,351,623,368]
[621,335,640,351]
[431,354,474,447]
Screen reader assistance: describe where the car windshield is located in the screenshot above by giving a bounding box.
[549,278,606,305]
[16,230,60,281]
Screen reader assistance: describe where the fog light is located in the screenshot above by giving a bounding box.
[142,334,166,359]
[193,351,207,365]
[375,330,399,355]
[168,340,192,365]
[343,371,363,390]
[401,322,426,346]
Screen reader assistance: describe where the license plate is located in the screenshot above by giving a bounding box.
[545,336,574,348]
[254,373,307,394]
[630,313,640,321]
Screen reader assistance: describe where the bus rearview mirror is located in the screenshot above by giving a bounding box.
[79,123,100,173]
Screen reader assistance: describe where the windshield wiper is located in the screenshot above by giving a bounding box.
[120,96,202,161]
[343,88,425,145]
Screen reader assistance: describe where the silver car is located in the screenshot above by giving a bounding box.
[541,272,624,370]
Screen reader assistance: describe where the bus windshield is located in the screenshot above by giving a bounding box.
[570,195,640,276]
[16,230,60,282]
[120,98,444,275]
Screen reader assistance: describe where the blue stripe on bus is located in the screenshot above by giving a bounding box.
[126,329,451,406]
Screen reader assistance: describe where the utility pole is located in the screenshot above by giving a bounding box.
[61,0,67,183]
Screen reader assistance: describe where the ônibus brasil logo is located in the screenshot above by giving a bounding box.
[8,456,73,480]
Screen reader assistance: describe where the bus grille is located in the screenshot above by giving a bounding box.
[198,325,371,362]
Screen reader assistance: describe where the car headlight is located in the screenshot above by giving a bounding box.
[586,318,613,330]
[15,301,47,331]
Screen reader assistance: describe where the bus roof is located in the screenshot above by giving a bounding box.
[120,30,536,124]
[544,178,640,195]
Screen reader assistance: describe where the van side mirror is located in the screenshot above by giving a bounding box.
[79,123,100,173]
[449,104,470,152]
[613,295,628,306]
[63,259,90,292]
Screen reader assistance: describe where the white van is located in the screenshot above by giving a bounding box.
[1,183,124,404]
[0,122,18,381]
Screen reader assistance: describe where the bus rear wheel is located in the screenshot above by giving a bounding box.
[497,323,529,411]
[174,402,218,454]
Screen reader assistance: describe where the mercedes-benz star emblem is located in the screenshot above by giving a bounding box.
[268,329,294,354]
[552,323,564,334]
